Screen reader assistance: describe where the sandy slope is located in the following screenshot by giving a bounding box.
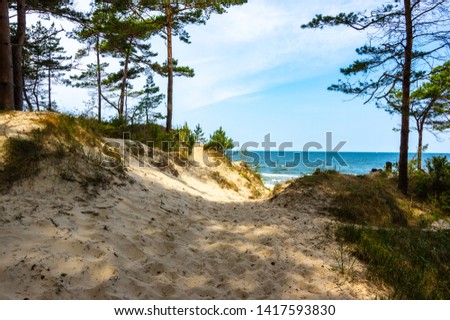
[0,112,387,299]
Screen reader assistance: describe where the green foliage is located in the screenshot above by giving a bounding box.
[336,225,450,299]
[210,171,238,192]
[302,2,450,194]
[23,21,72,111]
[68,62,109,89]
[23,0,86,23]
[66,62,109,118]
[193,123,206,143]
[175,122,196,156]
[151,59,195,78]
[0,113,101,190]
[332,177,407,226]
[409,156,450,214]
[128,76,165,126]
[147,1,247,45]
[70,2,160,119]
[99,118,201,157]
[140,0,247,131]
[276,169,449,298]
[302,3,449,105]
[427,156,450,191]
[236,161,267,199]
[205,127,234,154]
[427,61,450,131]
[380,62,450,167]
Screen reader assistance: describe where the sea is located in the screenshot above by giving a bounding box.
[227,151,450,189]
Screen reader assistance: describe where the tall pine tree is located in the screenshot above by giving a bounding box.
[140,0,247,132]
[0,0,14,110]
[302,0,450,193]
[23,22,72,111]
[74,2,158,121]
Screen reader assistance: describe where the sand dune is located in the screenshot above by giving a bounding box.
[0,112,387,299]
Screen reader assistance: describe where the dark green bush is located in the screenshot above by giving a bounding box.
[410,155,450,214]
[205,127,234,154]
[174,123,196,156]
[427,155,450,192]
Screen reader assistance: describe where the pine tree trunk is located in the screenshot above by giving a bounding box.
[398,0,413,194]
[48,67,52,111]
[165,6,173,132]
[0,0,15,110]
[417,124,423,171]
[12,0,25,111]
[96,34,102,122]
[35,90,40,111]
[118,50,130,120]
[32,67,39,111]
[23,86,33,111]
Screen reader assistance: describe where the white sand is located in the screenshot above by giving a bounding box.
[0,112,387,299]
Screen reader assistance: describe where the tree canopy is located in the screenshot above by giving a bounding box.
[302,0,450,193]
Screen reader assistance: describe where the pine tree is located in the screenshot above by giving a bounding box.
[140,0,247,132]
[128,75,165,126]
[193,124,206,143]
[0,0,14,110]
[85,3,158,121]
[23,22,72,111]
[384,61,450,170]
[302,0,450,193]
[66,62,109,117]
[12,0,26,111]
[9,0,84,111]
[69,5,105,122]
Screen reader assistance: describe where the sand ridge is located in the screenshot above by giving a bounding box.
[0,112,387,299]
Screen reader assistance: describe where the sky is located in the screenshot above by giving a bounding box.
[51,0,450,153]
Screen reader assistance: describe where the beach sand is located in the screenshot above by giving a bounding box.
[0,112,387,299]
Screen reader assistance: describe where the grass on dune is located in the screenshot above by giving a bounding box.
[287,171,449,299]
[336,225,450,299]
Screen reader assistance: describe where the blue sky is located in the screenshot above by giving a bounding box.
[54,0,450,152]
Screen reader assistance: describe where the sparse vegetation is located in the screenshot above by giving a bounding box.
[272,183,285,195]
[235,162,267,199]
[277,170,450,299]
[99,119,198,158]
[336,225,450,299]
[0,113,112,193]
[210,171,239,192]
[332,242,357,277]
[199,151,267,198]
[289,171,410,227]
[0,137,42,188]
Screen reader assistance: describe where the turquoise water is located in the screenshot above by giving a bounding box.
[228,151,450,188]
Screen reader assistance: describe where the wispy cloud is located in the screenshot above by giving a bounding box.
[160,0,380,111]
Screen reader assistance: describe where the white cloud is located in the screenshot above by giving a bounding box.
[43,0,381,117]
[162,0,382,111]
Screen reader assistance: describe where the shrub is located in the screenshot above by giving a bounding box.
[193,124,206,143]
[205,127,234,154]
[426,155,450,192]
[175,123,196,156]
[410,155,450,214]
